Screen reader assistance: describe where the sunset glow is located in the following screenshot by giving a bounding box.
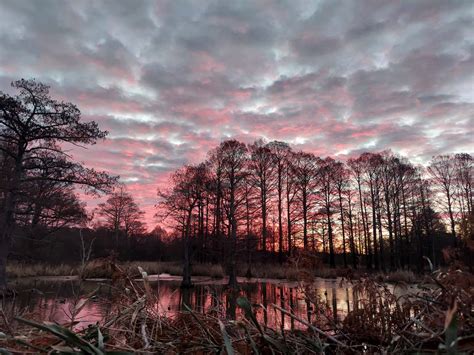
[0,1,472,228]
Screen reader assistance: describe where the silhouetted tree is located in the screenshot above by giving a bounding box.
[334,160,350,267]
[429,155,458,242]
[318,157,338,268]
[157,163,209,288]
[248,140,276,252]
[453,153,473,239]
[292,152,318,250]
[285,150,298,256]
[96,186,145,251]
[218,140,248,288]
[268,141,291,263]
[348,156,372,269]
[0,79,115,291]
[15,180,87,255]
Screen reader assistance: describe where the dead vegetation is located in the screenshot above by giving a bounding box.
[6,260,365,282]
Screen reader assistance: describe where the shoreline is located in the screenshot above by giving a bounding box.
[8,267,426,286]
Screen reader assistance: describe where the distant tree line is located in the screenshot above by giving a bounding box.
[158,139,473,287]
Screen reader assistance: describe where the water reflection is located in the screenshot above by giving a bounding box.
[4,277,410,331]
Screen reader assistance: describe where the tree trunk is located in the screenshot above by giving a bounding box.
[348,194,357,269]
[0,149,24,292]
[0,238,9,292]
[401,186,410,268]
[385,194,395,271]
[286,175,292,256]
[338,190,347,267]
[228,225,238,288]
[181,211,193,288]
[357,179,371,269]
[261,185,267,252]
[447,193,456,244]
[363,200,372,269]
[278,169,283,264]
[420,185,435,267]
[204,199,209,262]
[245,190,253,278]
[370,182,379,270]
[215,179,221,237]
[377,210,385,272]
[327,212,336,268]
[0,223,12,293]
[227,181,238,289]
[302,190,308,250]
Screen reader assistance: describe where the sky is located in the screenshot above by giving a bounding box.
[0,0,473,228]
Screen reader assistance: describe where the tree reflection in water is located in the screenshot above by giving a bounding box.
[7,277,377,331]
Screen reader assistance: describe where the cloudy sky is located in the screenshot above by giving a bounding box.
[0,0,473,227]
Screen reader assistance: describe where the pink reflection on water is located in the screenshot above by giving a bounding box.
[29,297,106,330]
[11,277,388,331]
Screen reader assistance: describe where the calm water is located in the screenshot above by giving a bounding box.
[3,276,410,330]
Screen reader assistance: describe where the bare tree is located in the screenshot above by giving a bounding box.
[348,156,372,269]
[318,157,338,268]
[268,141,291,263]
[218,140,248,288]
[429,155,458,241]
[292,152,318,250]
[379,152,397,270]
[207,146,225,261]
[454,153,473,239]
[248,140,276,252]
[334,160,350,267]
[157,163,209,288]
[96,186,146,253]
[285,150,298,256]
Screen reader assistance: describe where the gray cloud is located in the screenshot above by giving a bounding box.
[0,0,473,223]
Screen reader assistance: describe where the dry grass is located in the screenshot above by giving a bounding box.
[7,261,299,280]
[238,263,299,279]
[6,262,76,278]
[6,260,226,280]
[7,260,423,284]
[382,269,419,283]
[80,261,226,279]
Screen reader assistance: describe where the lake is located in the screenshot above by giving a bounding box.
[3,275,413,331]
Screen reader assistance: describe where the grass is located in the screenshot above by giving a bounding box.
[7,260,422,283]
[6,260,333,281]
[6,262,77,278]
[381,269,419,283]
[6,260,224,279]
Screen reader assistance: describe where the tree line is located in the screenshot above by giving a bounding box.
[158,140,473,287]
